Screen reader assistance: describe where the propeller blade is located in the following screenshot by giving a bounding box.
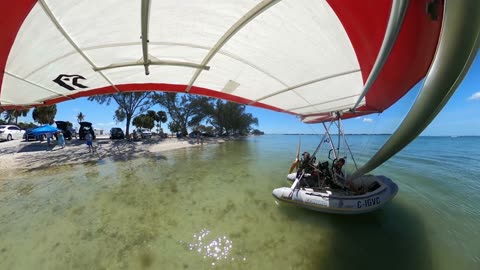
[288,137,301,173]
[289,160,299,174]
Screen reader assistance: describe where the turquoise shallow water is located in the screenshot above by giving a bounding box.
[0,135,479,269]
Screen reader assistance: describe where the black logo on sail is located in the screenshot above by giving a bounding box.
[53,74,88,91]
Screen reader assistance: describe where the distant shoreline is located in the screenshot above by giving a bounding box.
[264,134,479,137]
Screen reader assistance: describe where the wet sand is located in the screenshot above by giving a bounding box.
[0,135,225,172]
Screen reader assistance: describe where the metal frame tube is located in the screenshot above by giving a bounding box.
[141,0,151,75]
[352,0,480,178]
[323,121,337,161]
[312,120,334,158]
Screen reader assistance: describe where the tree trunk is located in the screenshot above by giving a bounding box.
[125,114,132,136]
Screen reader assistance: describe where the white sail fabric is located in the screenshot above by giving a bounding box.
[1,0,364,116]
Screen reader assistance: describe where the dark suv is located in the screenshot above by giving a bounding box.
[79,121,96,140]
[55,121,73,140]
[110,127,125,140]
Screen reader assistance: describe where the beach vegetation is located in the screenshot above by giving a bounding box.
[206,100,258,135]
[32,105,57,125]
[132,114,155,130]
[196,125,216,135]
[167,121,181,135]
[76,112,85,123]
[88,92,153,136]
[251,129,265,135]
[153,93,212,136]
[2,109,30,124]
[146,110,168,133]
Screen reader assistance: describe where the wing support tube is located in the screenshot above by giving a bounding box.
[351,0,480,178]
[93,60,210,72]
[141,0,151,75]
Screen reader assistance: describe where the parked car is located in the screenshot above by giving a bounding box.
[133,128,152,139]
[139,128,152,139]
[110,127,125,140]
[23,128,45,141]
[189,130,201,138]
[55,121,73,140]
[0,125,25,141]
[79,121,96,140]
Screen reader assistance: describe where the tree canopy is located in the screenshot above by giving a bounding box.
[77,112,85,123]
[88,91,261,136]
[207,100,258,135]
[146,110,168,133]
[132,114,155,130]
[153,93,212,136]
[88,92,153,135]
[32,105,57,125]
[3,109,30,124]
[167,121,181,134]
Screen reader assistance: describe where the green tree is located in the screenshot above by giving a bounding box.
[17,122,37,130]
[3,109,30,124]
[32,105,57,125]
[157,111,168,123]
[251,129,264,135]
[147,110,157,123]
[132,114,155,130]
[153,93,212,135]
[88,92,153,136]
[207,100,258,135]
[168,121,181,135]
[77,112,85,123]
[207,99,226,134]
[147,110,168,133]
[197,124,215,135]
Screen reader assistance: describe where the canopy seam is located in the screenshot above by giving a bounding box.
[38,0,120,92]
[184,0,281,93]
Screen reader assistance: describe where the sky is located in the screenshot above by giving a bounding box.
[16,53,480,136]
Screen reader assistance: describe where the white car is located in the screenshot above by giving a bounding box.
[139,128,152,139]
[0,125,25,141]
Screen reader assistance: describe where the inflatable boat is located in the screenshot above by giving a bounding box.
[273,174,398,214]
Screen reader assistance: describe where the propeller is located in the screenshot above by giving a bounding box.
[288,137,301,173]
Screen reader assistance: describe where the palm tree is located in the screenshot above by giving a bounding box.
[146,110,168,133]
[156,110,167,132]
[77,112,85,123]
[3,109,30,124]
[157,110,167,124]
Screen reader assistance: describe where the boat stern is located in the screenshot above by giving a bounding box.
[377,175,399,198]
[272,187,292,200]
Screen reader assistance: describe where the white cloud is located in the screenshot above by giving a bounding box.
[363,118,373,123]
[468,92,480,100]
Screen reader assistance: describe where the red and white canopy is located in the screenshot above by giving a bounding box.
[0,0,442,122]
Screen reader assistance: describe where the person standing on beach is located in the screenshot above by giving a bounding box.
[46,132,52,147]
[57,131,65,149]
[86,132,93,153]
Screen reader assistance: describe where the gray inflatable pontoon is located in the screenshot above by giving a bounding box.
[273,175,398,214]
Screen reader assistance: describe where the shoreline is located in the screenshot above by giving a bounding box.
[0,135,227,173]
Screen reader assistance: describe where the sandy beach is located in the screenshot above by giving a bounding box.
[0,135,225,172]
